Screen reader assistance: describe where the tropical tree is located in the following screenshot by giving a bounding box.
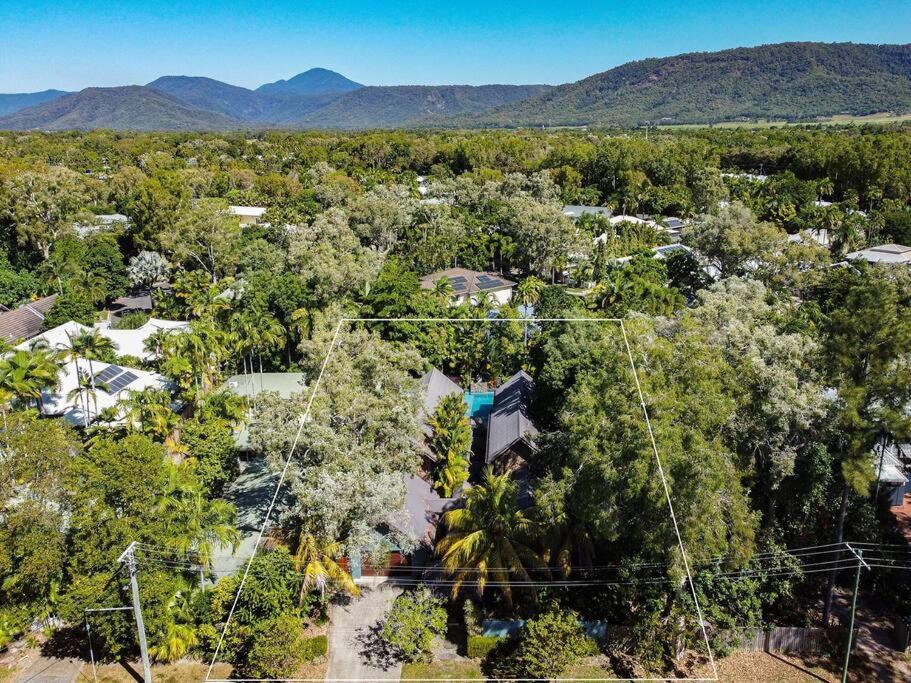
[291,531,359,605]
[128,250,170,306]
[428,393,472,497]
[436,467,539,608]
[71,329,117,399]
[516,276,545,345]
[0,348,62,412]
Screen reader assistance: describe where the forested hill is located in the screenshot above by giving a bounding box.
[293,84,553,128]
[0,86,242,131]
[465,42,911,127]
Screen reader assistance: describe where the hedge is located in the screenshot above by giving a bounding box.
[467,635,504,659]
[301,634,328,661]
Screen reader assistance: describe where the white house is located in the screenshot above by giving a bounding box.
[228,205,267,226]
[562,205,612,220]
[19,318,189,362]
[419,268,515,307]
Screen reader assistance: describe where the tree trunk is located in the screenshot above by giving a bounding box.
[822,483,850,626]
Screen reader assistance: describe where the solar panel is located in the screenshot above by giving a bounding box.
[95,365,123,383]
[479,279,504,290]
[107,371,139,393]
[452,282,468,294]
[448,276,467,284]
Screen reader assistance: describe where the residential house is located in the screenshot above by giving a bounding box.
[486,371,539,472]
[563,204,612,220]
[419,268,516,306]
[21,318,189,362]
[845,244,911,266]
[0,294,58,343]
[222,372,307,452]
[228,205,267,226]
[74,213,129,237]
[876,442,910,507]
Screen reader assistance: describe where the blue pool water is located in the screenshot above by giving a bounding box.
[464,391,494,418]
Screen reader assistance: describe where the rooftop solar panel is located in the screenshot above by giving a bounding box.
[452,283,468,294]
[479,280,504,290]
[448,276,467,283]
[95,365,123,383]
[107,371,139,393]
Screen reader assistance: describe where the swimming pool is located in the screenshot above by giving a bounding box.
[464,391,494,418]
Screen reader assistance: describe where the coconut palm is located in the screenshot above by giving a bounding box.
[292,532,359,605]
[516,276,545,345]
[436,467,540,609]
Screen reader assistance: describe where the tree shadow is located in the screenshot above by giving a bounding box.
[354,620,400,671]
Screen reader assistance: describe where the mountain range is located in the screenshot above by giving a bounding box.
[1,43,910,131]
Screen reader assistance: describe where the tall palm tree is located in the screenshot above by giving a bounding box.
[73,329,117,397]
[156,463,240,587]
[516,276,545,345]
[143,327,174,360]
[292,532,359,605]
[436,467,540,609]
[66,369,93,428]
[62,332,90,423]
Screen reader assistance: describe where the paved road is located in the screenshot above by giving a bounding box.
[326,583,403,681]
[16,656,82,683]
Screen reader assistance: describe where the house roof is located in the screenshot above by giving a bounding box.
[39,358,169,426]
[609,214,656,227]
[878,443,909,485]
[396,475,459,545]
[486,370,539,464]
[228,205,267,218]
[0,295,58,343]
[563,204,612,219]
[420,368,464,439]
[846,244,911,265]
[419,268,516,297]
[224,372,307,399]
[18,319,188,361]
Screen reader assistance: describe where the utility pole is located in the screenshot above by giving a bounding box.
[842,544,869,683]
[119,542,152,683]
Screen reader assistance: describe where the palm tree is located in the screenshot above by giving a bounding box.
[433,277,455,303]
[436,467,540,609]
[143,327,174,359]
[156,463,240,588]
[429,393,472,497]
[73,329,117,399]
[292,532,359,605]
[66,369,93,428]
[61,332,89,423]
[516,276,545,345]
[0,348,62,412]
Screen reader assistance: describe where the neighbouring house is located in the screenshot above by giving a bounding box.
[877,441,911,507]
[788,229,831,247]
[609,214,656,228]
[0,294,58,343]
[36,359,170,426]
[20,318,189,362]
[563,204,612,220]
[486,371,539,472]
[419,267,516,306]
[845,243,911,266]
[74,213,130,237]
[662,217,685,241]
[222,372,307,452]
[228,205,267,226]
[605,243,692,265]
[345,475,459,581]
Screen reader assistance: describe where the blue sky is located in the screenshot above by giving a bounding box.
[2,1,910,92]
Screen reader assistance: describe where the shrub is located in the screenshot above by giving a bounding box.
[112,311,149,329]
[467,635,503,659]
[301,634,328,661]
[507,606,596,679]
[244,613,307,678]
[181,418,238,495]
[463,599,483,637]
[379,585,447,663]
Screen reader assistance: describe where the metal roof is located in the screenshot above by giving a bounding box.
[419,268,516,297]
[486,371,539,463]
[420,368,464,439]
[0,294,58,343]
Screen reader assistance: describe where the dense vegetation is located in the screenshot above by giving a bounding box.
[0,125,909,676]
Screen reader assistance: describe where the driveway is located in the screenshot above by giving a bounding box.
[16,655,82,683]
[213,456,292,577]
[326,583,403,681]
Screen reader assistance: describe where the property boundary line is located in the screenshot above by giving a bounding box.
[205,316,718,682]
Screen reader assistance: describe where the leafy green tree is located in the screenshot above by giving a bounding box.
[180,417,238,495]
[165,198,243,281]
[379,586,447,663]
[43,290,95,327]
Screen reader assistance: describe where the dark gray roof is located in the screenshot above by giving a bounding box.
[486,370,539,463]
[0,294,58,343]
[420,368,464,438]
[396,475,458,544]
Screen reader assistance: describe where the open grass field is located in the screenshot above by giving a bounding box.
[659,112,911,129]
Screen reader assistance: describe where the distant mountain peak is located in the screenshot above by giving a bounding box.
[256,68,363,96]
